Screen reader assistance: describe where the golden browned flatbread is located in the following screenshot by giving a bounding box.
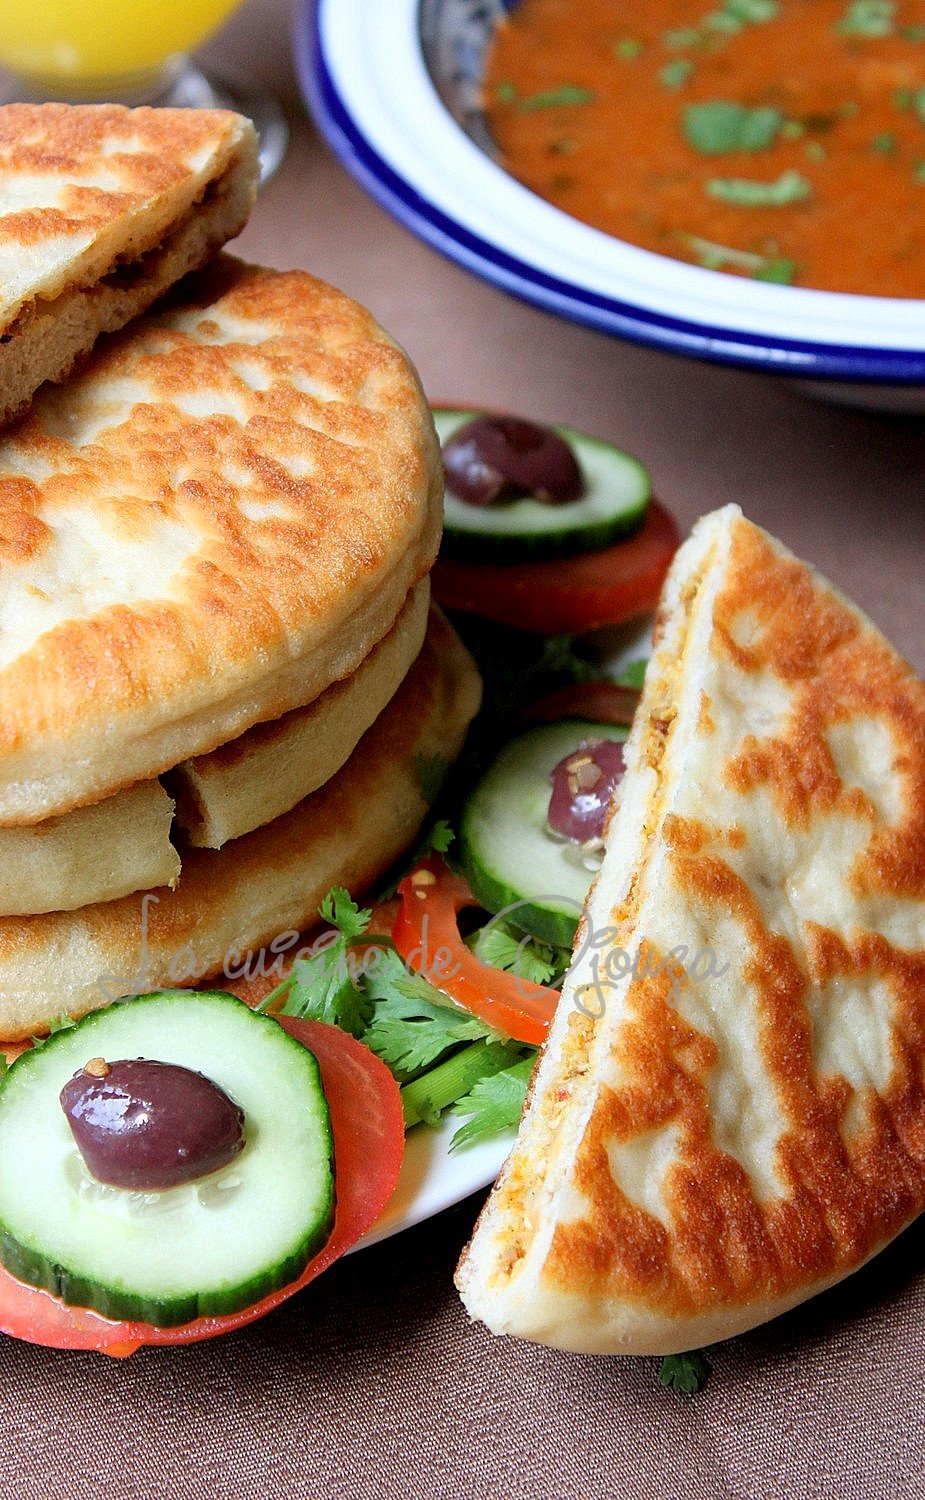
[170,578,431,848]
[457,505,925,1355]
[0,104,258,426]
[0,255,441,826]
[0,609,481,1041]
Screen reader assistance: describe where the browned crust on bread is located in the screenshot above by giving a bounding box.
[0,104,252,312]
[459,510,925,1352]
[0,256,441,822]
[0,127,257,429]
[545,517,925,1323]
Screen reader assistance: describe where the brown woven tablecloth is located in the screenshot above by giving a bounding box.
[0,4,923,1495]
[2,1198,925,1499]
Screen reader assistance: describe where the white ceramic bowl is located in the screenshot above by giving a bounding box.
[297,0,925,409]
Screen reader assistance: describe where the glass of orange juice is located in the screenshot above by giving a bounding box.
[0,0,286,180]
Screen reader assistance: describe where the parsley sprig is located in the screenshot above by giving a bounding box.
[658,1347,715,1393]
[362,949,500,1079]
[258,886,538,1147]
[469,918,571,989]
[683,100,784,153]
[679,232,796,283]
[259,887,374,1037]
[706,169,812,206]
[449,1054,535,1149]
[837,0,895,37]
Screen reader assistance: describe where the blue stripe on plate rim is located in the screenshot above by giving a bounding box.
[295,0,925,386]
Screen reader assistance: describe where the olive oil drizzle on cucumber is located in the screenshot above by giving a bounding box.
[434,408,650,563]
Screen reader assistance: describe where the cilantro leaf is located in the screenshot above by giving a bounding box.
[679,232,796,282]
[895,86,925,123]
[31,1013,78,1048]
[278,942,372,1038]
[837,0,895,36]
[706,169,812,206]
[272,886,374,1036]
[470,919,571,988]
[516,84,595,113]
[425,819,455,855]
[704,8,744,33]
[664,26,702,48]
[683,101,783,154]
[658,1348,714,1394]
[318,887,371,944]
[752,257,797,283]
[540,634,602,684]
[362,949,498,1079]
[722,0,779,20]
[660,58,694,89]
[449,1054,536,1150]
[374,818,455,902]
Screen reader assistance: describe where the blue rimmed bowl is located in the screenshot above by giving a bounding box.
[297,0,925,407]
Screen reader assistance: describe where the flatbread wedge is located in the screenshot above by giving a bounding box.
[0,103,258,427]
[456,503,925,1355]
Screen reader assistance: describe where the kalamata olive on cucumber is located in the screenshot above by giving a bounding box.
[0,991,335,1326]
[434,408,650,564]
[547,737,627,844]
[61,1057,245,1191]
[442,413,584,506]
[459,720,629,947]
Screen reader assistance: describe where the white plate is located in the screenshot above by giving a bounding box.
[354,1116,515,1251]
[298,0,925,403]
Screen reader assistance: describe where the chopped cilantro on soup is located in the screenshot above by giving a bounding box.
[485,0,925,294]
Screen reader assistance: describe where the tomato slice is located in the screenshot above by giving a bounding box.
[520,681,641,727]
[392,857,558,1046]
[0,1018,404,1356]
[432,498,679,634]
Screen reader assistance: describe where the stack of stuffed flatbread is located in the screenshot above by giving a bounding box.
[0,106,480,1041]
[457,503,925,1354]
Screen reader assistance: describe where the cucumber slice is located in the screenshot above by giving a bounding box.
[459,720,628,947]
[434,408,650,563]
[0,991,334,1327]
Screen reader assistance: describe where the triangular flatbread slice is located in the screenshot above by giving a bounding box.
[0,102,257,425]
[457,504,925,1355]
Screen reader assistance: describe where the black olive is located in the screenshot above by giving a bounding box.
[547,737,626,843]
[442,414,584,507]
[60,1058,245,1191]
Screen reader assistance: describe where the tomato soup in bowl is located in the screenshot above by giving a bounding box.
[301,0,925,402]
[484,0,925,297]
